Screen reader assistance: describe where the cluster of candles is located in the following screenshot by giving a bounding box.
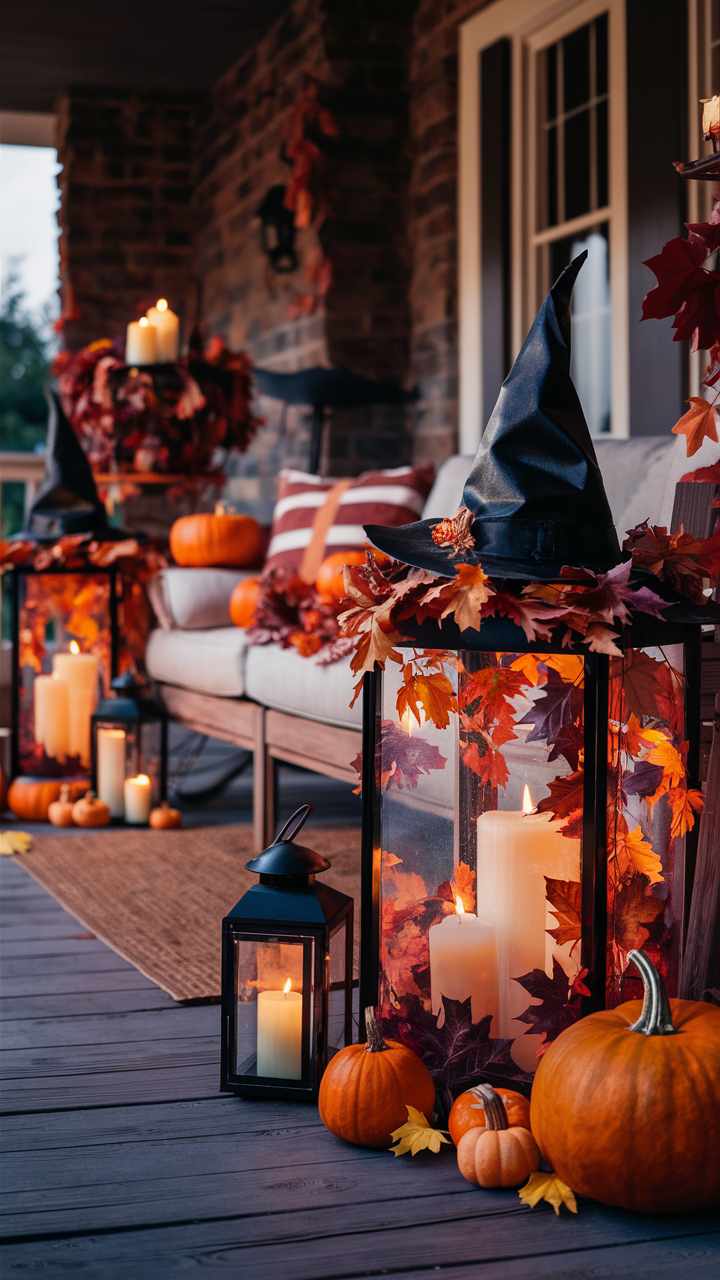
[96,728,152,824]
[125,299,180,366]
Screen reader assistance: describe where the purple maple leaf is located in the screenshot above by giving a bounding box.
[518,669,583,748]
[513,958,581,1043]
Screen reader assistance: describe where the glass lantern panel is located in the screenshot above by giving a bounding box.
[376,650,584,1091]
[94,718,164,816]
[234,933,315,1083]
[606,642,688,1007]
[16,571,112,777]
[327,919,349,1056]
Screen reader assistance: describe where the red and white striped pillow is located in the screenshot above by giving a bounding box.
[265,465,435,576]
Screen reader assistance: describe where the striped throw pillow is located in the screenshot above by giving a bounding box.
[265,465,435,577]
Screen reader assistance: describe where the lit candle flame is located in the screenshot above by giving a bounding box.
[455,894,465,916]
[156,298,168,311]
[400,707,413,736]
[136,774,150,785]
[283,978,292,994]
[522,785,534,814]
[69,640,80,654]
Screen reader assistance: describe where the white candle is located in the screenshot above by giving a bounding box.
[146,299,179,361]
[125,316,157,365]
[97,728,126,817]
[124,774,152,824]
[256,980,303,1079]
[428,898,498,1028]
[476,786,581,1070]
[53,647,99,767]
[34,674,70,762]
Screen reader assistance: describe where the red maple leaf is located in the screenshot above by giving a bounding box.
[672,397,719,457]
[462,740,510,789]
[642,233,720,352]
[536,771,584,839]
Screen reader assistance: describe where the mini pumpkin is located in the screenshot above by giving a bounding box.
[170,503,263,568]
[71,791,111,828]
[318,1007,436,1149]
[448,1086,531,1147]
[229,576,261,628]
[530,949,720,1214]
[316,550,368,605]
[457,1085,540,1188]
[8,777,86,822]
[149,801,182,829]
[48,785,76,827]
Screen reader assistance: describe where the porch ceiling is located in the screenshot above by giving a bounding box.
[1,0,291,113]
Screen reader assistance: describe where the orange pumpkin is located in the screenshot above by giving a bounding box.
[530,950,720,1213]
[149,801,182,829]
[229,577,261,628]
[8,777,87,822]
[448,1086,531,1147]
[170,504,263,568]
[318,1007,436,1149]
[316,550,368,604]
[457,1085,540,1188]
[71,792,111,828]
[48,785,76,827]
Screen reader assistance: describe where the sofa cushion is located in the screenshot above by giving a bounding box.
[146,627,248,697]
[421,455,474,520]
[148,567,255,630]
[245,644,362,730]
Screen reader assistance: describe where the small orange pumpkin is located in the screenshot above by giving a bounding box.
[8,777,86,822]
[457,1085,540,1188]
[71,791,111,828]
[316,550,368,604]
[170,503,263,568]
[318,1007,436,1149]
[48,785,76,827]
[149,801,182,829]
[448,1086,531,1147]
[229,576,261,628]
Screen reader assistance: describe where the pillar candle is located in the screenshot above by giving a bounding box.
[476,786,581,1071]
[124,774,152,824]
[256,981,303,1079]
[146,299,179,361]
[428,900,498,1028]
[53,649,99,768]
[34,675,70,762]
[125,317,157,366]
[97,728,126,817]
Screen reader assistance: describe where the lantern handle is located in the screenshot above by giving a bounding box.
[272,803,314,845]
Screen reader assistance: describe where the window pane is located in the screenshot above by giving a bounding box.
[547,124,558,227]
[564,109,591,219]
[546,43,557,121]
[563,25,590,111]
[595,12,608,96]
[596,98,608,208]
[544,226,611,435]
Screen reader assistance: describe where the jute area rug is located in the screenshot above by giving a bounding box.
[15,824,361,1003]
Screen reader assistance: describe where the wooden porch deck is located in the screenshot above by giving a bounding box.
[2,853,719,1279]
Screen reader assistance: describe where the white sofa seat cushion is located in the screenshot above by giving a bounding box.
[245,645,362,730]
[145,627,248,697]
[148,567,255,630]
[421,455,474,519]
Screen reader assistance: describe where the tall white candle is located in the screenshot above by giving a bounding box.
[53,648,99,767]
[34,675,70,762]
[97,728,126,817]
[124,774,152,824]
[256,980,303,1079]
[146,299,179,361]
[125,316,157,366]
[476,786,581,1070]
[428,899,498,1028]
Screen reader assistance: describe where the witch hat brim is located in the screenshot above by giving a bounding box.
[366,255,623,581]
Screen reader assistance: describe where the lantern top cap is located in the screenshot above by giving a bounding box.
[365,254,623,581]
[245,804,332,877]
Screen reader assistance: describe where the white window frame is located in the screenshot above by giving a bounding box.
[687,0,719,397]
[458,0,628,451]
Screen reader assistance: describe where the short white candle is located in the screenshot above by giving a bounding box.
[125,316,157,366]
[124,774,152,824]
[428,898,498,1028]
[97,728,126,817]
[53,647,99,767]
[34,674,70,762]
[256,980,303,1079]
[146,299,179,361]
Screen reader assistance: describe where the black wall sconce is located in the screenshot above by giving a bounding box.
[257,185,297,274]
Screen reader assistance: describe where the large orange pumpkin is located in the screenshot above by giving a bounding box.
[318,1007,436,1149]
[315,550,368,604]
[448,1086,531,1147]
[170,504,263,568]
[229,577,261,628]
[8,777,87,822]
[530,950,720,1213]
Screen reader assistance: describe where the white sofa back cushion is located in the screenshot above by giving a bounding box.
[148,567,255,630]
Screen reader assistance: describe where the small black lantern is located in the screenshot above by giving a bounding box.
[256,185,297,273]
[221,805,353,1101]
[91,672,167,823]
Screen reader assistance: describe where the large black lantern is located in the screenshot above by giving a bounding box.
[91,672,167,823]
[221,805,353,1101]
[256,185,298,273]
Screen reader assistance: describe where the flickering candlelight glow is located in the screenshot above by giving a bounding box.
[283,978,292,994]
[139,316,149,328]
[522,784,534,814]
[455,894,465,916]
[69,639,80,654]
[400,707,414,736]
[156,298,168,311]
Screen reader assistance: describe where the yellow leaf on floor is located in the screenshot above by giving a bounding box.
[389,1106,450,1156]
[519,1172,578,1215]
[0,830,33,855]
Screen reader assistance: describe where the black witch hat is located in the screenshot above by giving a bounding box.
[25,390,110,538]
[366,255,623,580]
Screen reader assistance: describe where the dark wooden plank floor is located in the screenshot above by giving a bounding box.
[2,856,719,1279]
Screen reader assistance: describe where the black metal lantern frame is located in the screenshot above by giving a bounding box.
[221,805,354,1102]
[359,612,701,1113]
[91,672,168,823]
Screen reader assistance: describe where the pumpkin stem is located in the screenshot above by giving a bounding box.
[363,1007,389,1054]
[59,785,70,803]
[627,949,676,1036]
[470,1084,508,1131]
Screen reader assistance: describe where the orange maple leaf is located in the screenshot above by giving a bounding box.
[397,668,457,731]
[462,740,510,788]
[672,396,719,457]
[509,653,544,685]
[454,861,476,912]
[445,564,495,632]
[668,786,705,838]
[614,821,664,885]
